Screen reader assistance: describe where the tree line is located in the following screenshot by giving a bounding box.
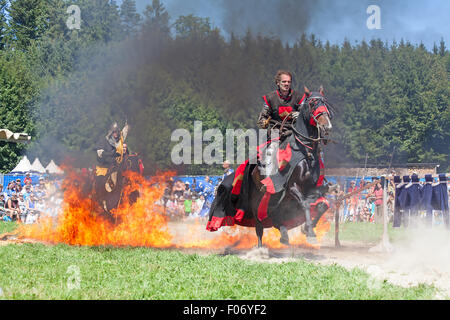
[0,0,447,175]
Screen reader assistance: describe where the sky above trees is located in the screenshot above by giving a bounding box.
[124,0,449,50]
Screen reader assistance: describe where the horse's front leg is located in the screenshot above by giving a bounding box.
[302,203,317,241]
[288,183,316,240]
[255,219,264,248]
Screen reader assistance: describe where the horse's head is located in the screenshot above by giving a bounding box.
[302,86,334,141]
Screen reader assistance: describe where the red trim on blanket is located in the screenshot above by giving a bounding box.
[206,209,325,232]
[277,142,292,171]
[257,192,271,221]
[261,177,275,194]
[235,209,245,222]
[231,160,248,195]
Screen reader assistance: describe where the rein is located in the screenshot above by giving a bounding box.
[268,94,338,145]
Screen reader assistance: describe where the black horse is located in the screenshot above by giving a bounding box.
[93,153,144,222]
[207,86,335,247]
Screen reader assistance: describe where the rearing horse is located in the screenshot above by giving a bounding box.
[207,86,335,247]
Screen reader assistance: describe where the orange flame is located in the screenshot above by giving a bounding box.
[18,166,330,250]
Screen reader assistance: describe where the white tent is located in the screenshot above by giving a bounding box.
[10,156,32,173]
[45,160,64,175]
[0,129,31,143]
[30,158,46,173]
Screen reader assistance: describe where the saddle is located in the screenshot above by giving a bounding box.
[251,138,280,193]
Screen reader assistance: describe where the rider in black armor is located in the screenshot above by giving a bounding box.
[94,122,128,212]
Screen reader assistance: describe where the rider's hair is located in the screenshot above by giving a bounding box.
[274,70,293,86]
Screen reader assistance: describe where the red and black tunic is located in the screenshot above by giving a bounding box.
[257,89,306,127]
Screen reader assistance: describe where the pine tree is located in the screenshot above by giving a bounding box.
[0,0,7,50]
[8,0,50,50]
[142,0,170,36]
[120,0,141,36]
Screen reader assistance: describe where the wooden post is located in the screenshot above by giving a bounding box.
[332,179,380,248]
[369,176,393,253]
[335,203,341,247]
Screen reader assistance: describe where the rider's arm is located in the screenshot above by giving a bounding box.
[257,104,272,129]
[122,122,129,141]
[97,148,119,160]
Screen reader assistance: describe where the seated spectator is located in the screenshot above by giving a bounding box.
[166,196,177,217]
[24,173,32,185]
[14,178,22,193]
[18,193,28,222]
[190,196,199,217]
[183,182,192,199]
[34,183,47,199]
[177,197,185,218]
[24,177,33,190]
[21,185,33,200]
[44,176,56,197]
[362,206,371,222]
[5,193,20,221]
[6,181,15,197]
[0,194,5,218]
[196,195,205,216]
[184,197,192,217]
[0,184,7,200]
[25,194,40,224]
[172,180,184,198]
[35,197,46,217]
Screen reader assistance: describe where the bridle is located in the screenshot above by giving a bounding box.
[305,94,334,126]
[292,94,336,144]
[267,93,337,145]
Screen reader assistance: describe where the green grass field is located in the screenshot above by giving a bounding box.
[0,222,437,300]
[325,221,409,243]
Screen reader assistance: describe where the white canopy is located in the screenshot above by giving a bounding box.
[45,160,64,174]
[0,129,30,143]
[10,156,32,173]
[30,158,46,173]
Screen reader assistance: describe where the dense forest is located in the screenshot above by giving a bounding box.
[0,0,448,175]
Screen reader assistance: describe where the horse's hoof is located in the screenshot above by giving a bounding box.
[301,224,307,235]
[280,237,290,246]
[306,236,318,245]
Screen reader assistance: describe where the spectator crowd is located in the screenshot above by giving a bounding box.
[330,173,449,226]
[160,175,220,220]
[328,178,395,223]
[0,173,63,224]
[159,161,234,220]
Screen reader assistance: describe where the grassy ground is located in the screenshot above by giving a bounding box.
[0,221,19,235]
[324,221,409,244]
[0,242,436,299]
[0,221,437,300]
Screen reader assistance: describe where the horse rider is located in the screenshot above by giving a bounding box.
[257,70,305,137]
[95,122,129,197]
[255,70,306,179]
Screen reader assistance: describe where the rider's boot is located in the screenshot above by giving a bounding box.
[251,166,266,193]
